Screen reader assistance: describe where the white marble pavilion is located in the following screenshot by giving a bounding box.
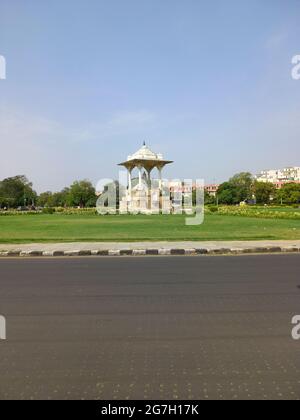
[118,143,173,214]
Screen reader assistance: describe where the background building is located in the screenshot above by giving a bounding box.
[256,167,300,184]
[204,184,219,197]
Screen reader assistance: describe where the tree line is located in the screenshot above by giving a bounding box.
[0,176,96,209]
[205,172,300,205]
[1,173,300,209]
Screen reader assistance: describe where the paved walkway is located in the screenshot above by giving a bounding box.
[1,240,300,257]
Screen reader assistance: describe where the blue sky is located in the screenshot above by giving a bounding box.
[0,0,300,192]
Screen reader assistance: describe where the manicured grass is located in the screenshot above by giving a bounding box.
[0,213,299,244]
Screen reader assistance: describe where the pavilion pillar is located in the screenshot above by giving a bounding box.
[138,166,142,188]
[146,168,152,210]
[156,166,163,213]
[158,166,163,192]
[128,168,132,193]
[146,168,152,188]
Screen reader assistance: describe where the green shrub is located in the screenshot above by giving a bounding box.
[54,207,97,215]
[207,205,219,213]
[42,207,55,214]
[55,207,65,213]
[215,205,300,220]
[0,210,41,216]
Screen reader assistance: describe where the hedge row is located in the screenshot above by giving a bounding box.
[1,206,300,220]
[0,208,98,216]
[206,205,300,220]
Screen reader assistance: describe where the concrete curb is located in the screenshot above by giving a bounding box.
[0,246,300,258]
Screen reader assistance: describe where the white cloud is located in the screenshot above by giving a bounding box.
[265,32,288,51]
[0,108,157,191]
[0,108,156,145]
[75,110,156,142]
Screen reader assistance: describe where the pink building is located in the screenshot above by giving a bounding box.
[204,184,219,197]
[273,180,300,189]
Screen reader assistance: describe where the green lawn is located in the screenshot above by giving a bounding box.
[0,213,299,243]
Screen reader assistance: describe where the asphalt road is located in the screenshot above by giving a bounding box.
[0,254,299,400]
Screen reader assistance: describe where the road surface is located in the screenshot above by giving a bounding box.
[0,255,299,400]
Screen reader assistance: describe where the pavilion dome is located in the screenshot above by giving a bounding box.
[127,144,163,161]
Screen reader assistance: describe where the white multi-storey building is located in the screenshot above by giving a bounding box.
[256,167,300,183]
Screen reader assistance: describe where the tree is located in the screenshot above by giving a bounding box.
[37,191,53,207]
[229,172,253,203]
[52,188,70,207]
[230,172,253,186]
[253,181,275,204]
[67,180,96,208]
[275,183,300,205]
[0,175,37,208]
[217,183,237,205]
[204,191,216,205]
[38,187,73,208]
[217,173,253,205]
[102,181,122,207]
[192,189,214,206]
